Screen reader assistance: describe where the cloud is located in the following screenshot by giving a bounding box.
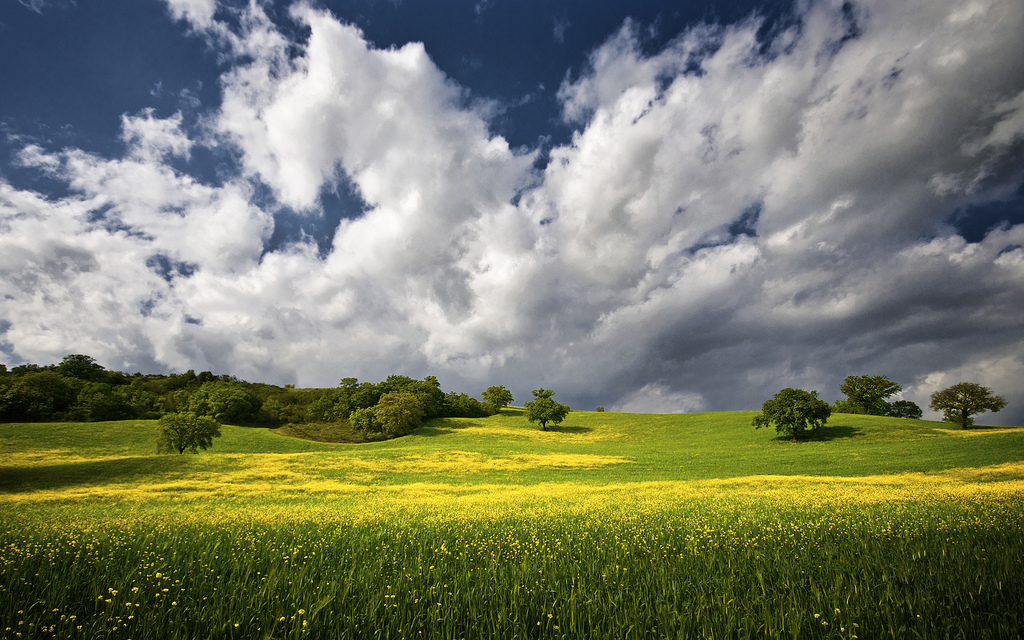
[2,0,1023,426]
[120,110,193,161]
[553,17,570,44]
[164,0,217,30]
[614,384,705,413]
[16,0,75,13]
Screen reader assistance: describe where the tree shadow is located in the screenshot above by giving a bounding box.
[542,425,593,434]
[414,424,458,437]
[803,424,864,441]
[0,456,182,493]
[769,424,864,443]
[962,424,1023,431]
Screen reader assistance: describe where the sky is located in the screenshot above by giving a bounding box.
[1,0,1023,425]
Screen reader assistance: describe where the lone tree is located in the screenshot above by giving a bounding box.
[835,374,921,418]
[753,388,832,442]
[524,389,570,431]
[481,385,514,414]
[929,382,1007,429]
[157,411,221,454]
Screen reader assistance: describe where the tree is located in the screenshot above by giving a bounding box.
[886,400,923,420]
[187,382,261,424]
[157,411,221,454]
[524,389,570,431]
[374,391,425,438]
[753,388,832,442]
[0,371,78,421]
[56,354,107,382]
[482,385,514,413]
[349,406,381,437]
[836,375,902,415]
[929,382,1007,429]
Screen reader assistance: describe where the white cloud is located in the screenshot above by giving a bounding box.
[121,110,193,161]
[2,0,1024,426]
[164,0,217,30]
[614,384,705,413]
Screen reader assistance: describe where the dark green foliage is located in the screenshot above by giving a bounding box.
[156,411,222,454]
[0,371,78,421]
[187,382,261,424]
[834,374,922,419]
[374,391,426,438]
[886,399,923,419]
[349,406,381,439]
[481,385,514,413]
[930,382,1008,429]
[0,354,503,441]
[55,354,109,382]
[524,388,570,431]
[753,388,832,442]
[443,392,491,418]
[596,406,605,412]
[71,382,135,421]
[836,374,896,414]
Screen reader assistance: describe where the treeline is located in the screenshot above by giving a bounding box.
[0,354,508,441]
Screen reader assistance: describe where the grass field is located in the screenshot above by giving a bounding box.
[2,410,1023,639]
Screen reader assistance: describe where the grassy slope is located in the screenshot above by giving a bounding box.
[1,410,1023,500]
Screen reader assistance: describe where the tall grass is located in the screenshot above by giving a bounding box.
[2,495,1022,639]
[2,411,1023,638]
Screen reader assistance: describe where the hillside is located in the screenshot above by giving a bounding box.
[3,410,1023,503]
[3,410,1024,639]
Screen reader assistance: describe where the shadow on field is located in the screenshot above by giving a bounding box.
[543,425,593,434]
[769,424,864,442]
[415,423,459,437]
[804,424,864,441]
[0,456,181,493]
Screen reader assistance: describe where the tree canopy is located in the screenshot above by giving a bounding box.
[482,385,514,413]
[753,388,832,442]
[524,389,570,431]
[834,374,921,418]
[929,382,1007,429]
[156,411,222,454]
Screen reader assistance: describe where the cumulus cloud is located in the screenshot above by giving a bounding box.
[1,0,1023,426]
[164,0,217,31]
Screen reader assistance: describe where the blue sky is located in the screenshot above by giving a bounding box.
[2,0,1023,424]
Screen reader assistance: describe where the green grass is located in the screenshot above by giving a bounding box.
[2,411,1023,639]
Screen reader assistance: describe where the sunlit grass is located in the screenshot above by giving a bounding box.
[2,410,1023,638]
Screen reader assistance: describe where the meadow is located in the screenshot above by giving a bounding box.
[1,410,1023,639]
